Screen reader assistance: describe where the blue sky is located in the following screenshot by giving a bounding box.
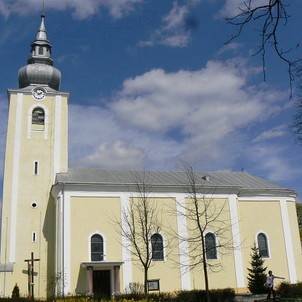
[0,0,302,198]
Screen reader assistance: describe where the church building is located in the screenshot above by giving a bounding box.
[0,15,301,299]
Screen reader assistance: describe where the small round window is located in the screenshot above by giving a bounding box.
[31,202,37,208]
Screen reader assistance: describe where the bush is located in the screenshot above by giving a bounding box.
[115,292,173,301]
[175,289,235,302]
[116,288,235,302]
[0,299,28,302]
[277,282,302,298]
[127,282,145,295]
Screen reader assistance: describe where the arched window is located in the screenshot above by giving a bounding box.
[91,234,104,261]
[39,46,43,55]
[32,107,45,125]
[205,232,217,259]
[151,233,164,260]
[257,233,269,258]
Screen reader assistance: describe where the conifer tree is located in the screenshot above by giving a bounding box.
[247,245,267,294]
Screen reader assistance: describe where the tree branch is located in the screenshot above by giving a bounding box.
[226,0,300,97]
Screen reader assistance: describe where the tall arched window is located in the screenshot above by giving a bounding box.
[32,107,45,125]
[91,234,104,261]
[151,233,164,260]
[205,232,217,259]
[257,233,269,258]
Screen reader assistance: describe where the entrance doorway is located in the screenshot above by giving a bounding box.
[93,270,111,297]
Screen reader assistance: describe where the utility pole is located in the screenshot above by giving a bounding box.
[24,252,40,300]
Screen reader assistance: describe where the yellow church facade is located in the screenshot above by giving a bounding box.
[0,15,301,299]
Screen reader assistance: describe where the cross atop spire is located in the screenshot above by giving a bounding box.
[42,0,45,16]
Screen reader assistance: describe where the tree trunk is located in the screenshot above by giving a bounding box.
[203,257,210,302]
[144,267,148,296]
[201,233,210,302]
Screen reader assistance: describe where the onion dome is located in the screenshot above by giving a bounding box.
[18,15,61,90]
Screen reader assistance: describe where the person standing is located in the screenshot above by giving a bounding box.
[266,270,285,301]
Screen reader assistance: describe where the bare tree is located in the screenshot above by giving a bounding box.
[226,0,301,95]
[175,166,234,302]
[118,173,161,295]
[293,98,302,141]
[293,64,302,141]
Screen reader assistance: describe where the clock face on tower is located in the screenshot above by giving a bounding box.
[32,87,46,100]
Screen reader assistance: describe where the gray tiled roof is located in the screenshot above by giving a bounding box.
[56,168,294,195]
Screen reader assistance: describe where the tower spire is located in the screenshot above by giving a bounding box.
[18,14,61,90]
[28,14,52,65]
[35,14,48,42]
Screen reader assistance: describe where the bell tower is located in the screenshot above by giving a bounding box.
[0,15,68,298]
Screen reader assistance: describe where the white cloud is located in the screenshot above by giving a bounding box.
[139,0,200,48]
[66,58,297,181]
[112,60,280,135]
[69,104,182,170]
[220,0,268,18]
[160,33,190,48]
[82,141,145,169]
[247,144,301,182]
[217,42,242,56]
[0,1,9,17]
[163,2,188,29]
[253,125,287,143]
[0,0,142,19]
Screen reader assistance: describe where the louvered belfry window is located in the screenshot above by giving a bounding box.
[32,107,45,125]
